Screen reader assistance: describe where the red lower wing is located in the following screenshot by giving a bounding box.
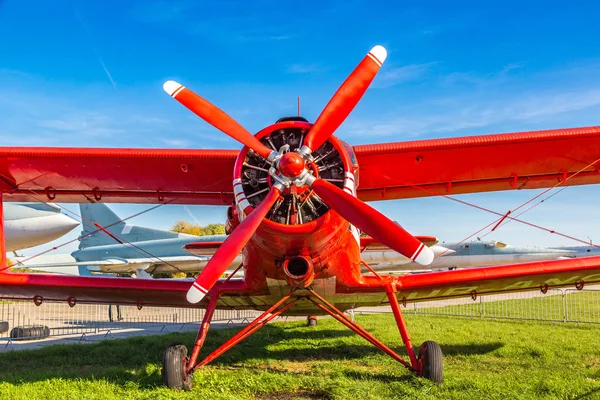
[391,256,600,303]
[2,257,600,307]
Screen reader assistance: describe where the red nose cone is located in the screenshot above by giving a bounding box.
[279,152,305,178]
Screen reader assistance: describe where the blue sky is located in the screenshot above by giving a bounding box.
[1,0,600,256]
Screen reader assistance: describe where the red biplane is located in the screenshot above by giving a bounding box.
[1,45,600,389]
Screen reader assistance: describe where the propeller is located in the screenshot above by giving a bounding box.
[162,81,276,160]
[301,45,387,154]
[165,45,433,305]
[186,187,281,303]
[310,179,434,266]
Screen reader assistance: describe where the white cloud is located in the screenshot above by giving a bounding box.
[160,138,190,147]
[345,85,600,139]
[373,62,436,88]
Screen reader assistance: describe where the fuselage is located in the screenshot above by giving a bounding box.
[223,121,388,313]
[369,241,575,273]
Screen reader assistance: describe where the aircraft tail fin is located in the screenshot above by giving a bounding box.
[78,203,181,249]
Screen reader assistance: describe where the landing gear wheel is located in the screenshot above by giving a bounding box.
[307,316,318,327]
[162,344,193,390]
[418,341,443,384]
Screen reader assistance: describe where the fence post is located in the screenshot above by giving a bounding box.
[563,290,568,323]
[479,295,483,318]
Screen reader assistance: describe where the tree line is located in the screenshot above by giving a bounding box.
[170,221,226,236]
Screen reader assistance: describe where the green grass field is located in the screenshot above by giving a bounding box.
[0,313,599,400]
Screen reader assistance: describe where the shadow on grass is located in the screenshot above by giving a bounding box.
[439,342,503,356]
[0,323,402,387]
[574,388,600,399]
[0,317,507,390]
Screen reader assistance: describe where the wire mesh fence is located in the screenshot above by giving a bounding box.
[1,288,599,343]
[0,301,261,342]
[394,288,600,324]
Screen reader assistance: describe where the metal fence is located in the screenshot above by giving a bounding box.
[0,301,261,343]
[393,288,600,324]
[1,289,599,344]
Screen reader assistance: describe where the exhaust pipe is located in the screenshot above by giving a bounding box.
[283,256,314,288]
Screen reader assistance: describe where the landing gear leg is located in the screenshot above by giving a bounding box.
[307,316,317,327]
[387,287,443,384]
[162,295,219,390]
[163,290,298,389]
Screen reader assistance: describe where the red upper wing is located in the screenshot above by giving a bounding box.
[354,126,600,201]
[0,148,237,205]
[1,126,599,205]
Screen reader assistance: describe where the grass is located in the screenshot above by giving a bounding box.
[0,313,599,399]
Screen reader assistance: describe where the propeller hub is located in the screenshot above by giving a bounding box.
[278,152,305,178]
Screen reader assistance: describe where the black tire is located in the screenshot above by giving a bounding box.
[0,321,8,334]
[10,325,50,340]
[162,344,192,391]
[418,341,443,384]
[307,316,318,327]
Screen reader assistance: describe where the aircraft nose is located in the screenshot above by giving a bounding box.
[43,213,80,237]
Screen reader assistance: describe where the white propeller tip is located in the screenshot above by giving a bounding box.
[414,245,435,266]
[163,80,184,97]
[186,285,207,304]
[369,45,387,64]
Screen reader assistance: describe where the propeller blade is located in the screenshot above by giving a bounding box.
[186,187,281,303]
[311,179,434,266]
[163,81,275,160]
[303,45,387,153]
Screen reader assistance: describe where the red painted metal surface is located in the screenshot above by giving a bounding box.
[0,126,598,204]
[0,201,5,270]
[187,295,218,370]
[354,126,600,201]
[0,147,237,205]
[387,288,419,370]
[188,187,281,303]
[2,256,600,309]
[304,46,386,152]
[168,84,274,159]
[278,152,305,178]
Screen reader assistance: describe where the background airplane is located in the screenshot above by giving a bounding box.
[15,203,442,276]
[551,245,600,258]
[364,240,575,273]
[15,203,227,277]
[3,203,79,253]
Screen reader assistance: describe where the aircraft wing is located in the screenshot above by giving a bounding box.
[2,126,599,205]
[0,148,237,205]
[2,256,600,308]
[354,126,600,201]
[389,256,600,303]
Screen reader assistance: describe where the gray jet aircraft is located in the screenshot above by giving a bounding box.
[15,203,228,277]
[367,239,575,273]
